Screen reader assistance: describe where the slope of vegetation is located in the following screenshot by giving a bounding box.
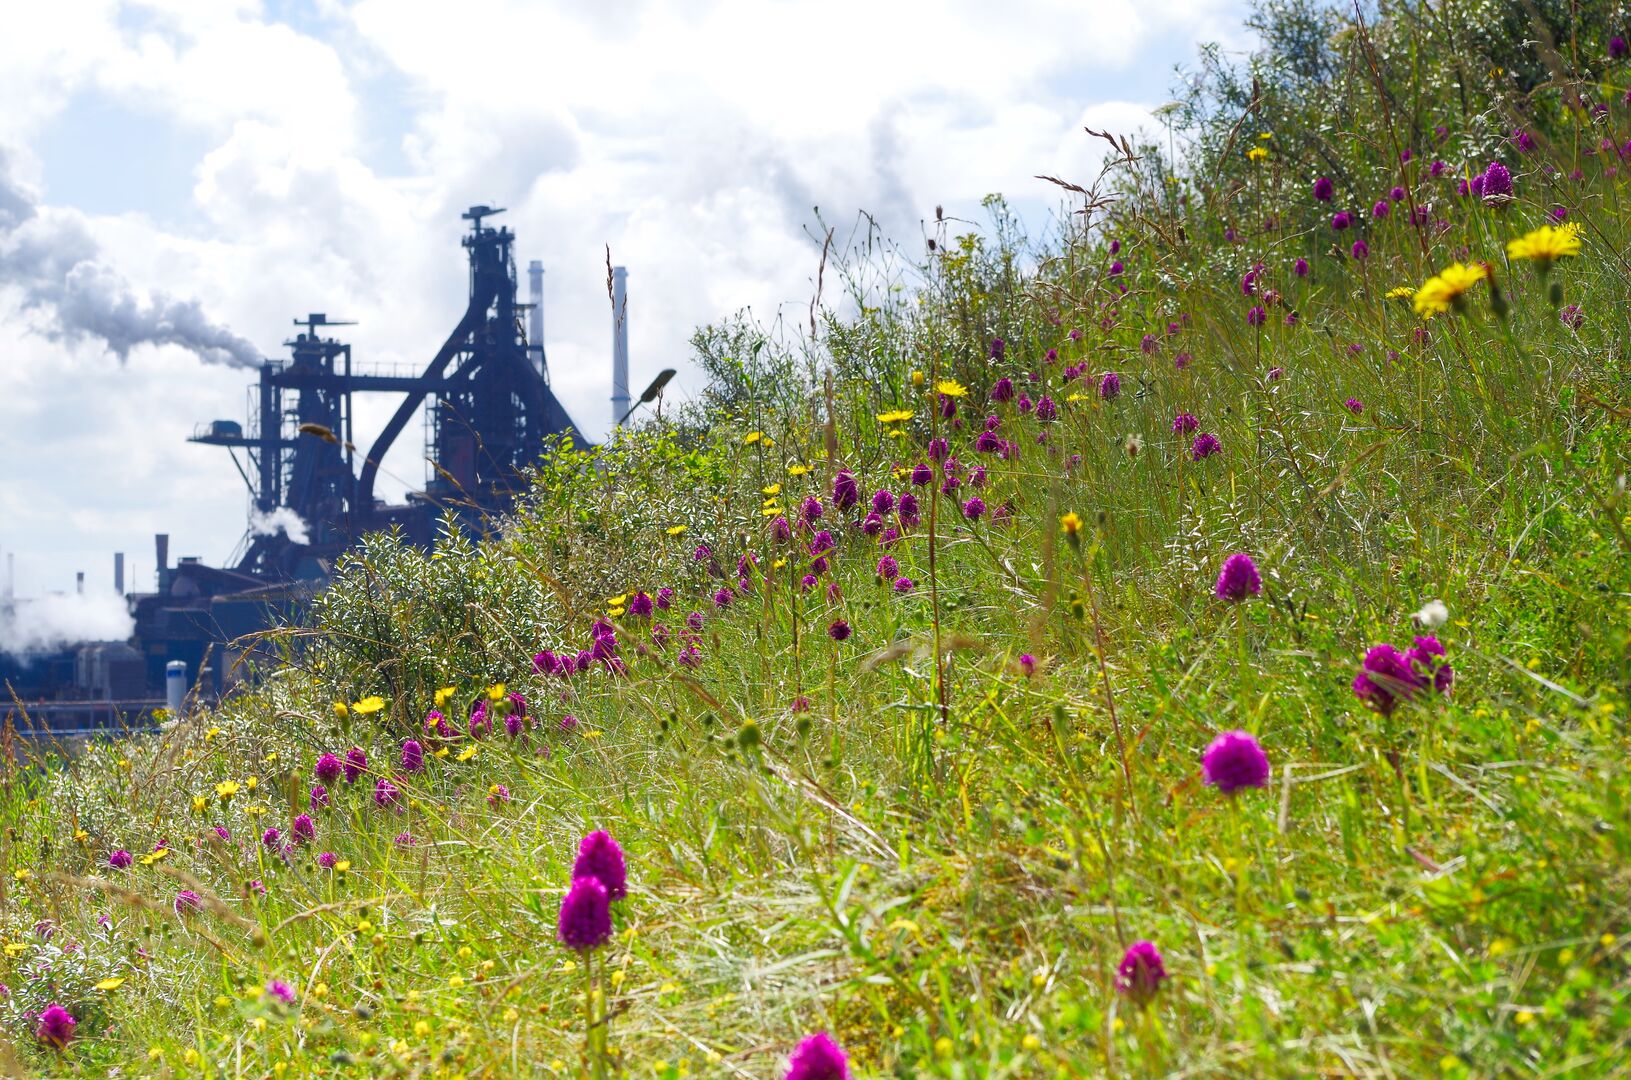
[3,1,1629,1075]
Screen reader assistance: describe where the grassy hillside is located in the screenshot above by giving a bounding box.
[3,2,1629,1075]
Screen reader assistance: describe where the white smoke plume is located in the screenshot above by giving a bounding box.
[0,591,133,656]
[0,149,261,368]
[249,507,311,545]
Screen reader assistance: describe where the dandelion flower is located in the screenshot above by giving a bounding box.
[935,379,967,398]
[1202,731,1271,793]
[1505,222,1581,265]
[1412,262,1488,317]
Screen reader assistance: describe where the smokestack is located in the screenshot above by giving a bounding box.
[114,552,125,595]
[611,265,629,428]
[527,259,546,377]
[154,533,169,587]
[76,571,85,595]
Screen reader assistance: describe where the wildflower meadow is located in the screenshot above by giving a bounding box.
[3,1,1629,1075]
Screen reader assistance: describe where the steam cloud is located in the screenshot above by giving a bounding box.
[249,507,311,545]
[0,591,134,656]
[0,149,260,368]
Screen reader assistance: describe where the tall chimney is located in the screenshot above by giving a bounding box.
[611,265,630,428]
[527,259,546,378]
[155,533,169,588]
[76,571,85,595]
[114,552,125,595]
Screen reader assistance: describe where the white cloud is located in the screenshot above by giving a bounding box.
[0,0,1248,599]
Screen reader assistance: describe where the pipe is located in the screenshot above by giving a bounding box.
[527,259,546,377]
[114,552,125,595]
[76,571,84,595]
[611,266,629,428]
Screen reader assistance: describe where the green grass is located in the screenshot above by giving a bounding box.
[3,3,1631,1075]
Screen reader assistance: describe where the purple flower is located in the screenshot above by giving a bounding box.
[713,587,734,609]
[1098,371,1121,400]
[990,376,1014,403]
[573,830,628,901]
[342,747,366,784]
[1140,332,1159,355]
[1390,185,1406,202]
[833,470,859,511]
[557,876,613,951]
[1351,240,1369,259]
[400,739,424,773]
[1480,160,1513,204]
[175,889,203,915]
[897,492,919,525]
[1549,205,1568,223]
[655,586,674,610]
[1331,212,1352,231]
[1246,306,1266,327]
[1214,553,1262,602]
[1345,397,1364,414]
[1352,643,1423,715]
[1312,176,1334,202]
[876,555,899,579]
[928,437,950,462]
[989,336,1006,360]
[1172,412,1199,434]
[469,699,492,737]
[1430,160,1448,178]
[910,462,934,487]
[1202,731,1271,793]
[1293,257,1310,278]
[292,814,315,843]
[1241,266,1259,296]
[262,827,281,850]
[962,496,986,521]
[692,543,711,562]
[828,619,851,642]
[36,1003,76,1049]
[533,650,557,674]
[1512,127,1536,152]
[315,752,342,785]
[394,832,417,848]
[1560,304,1584,329]
[1174,352,1192,371]
[1191,432,1221,460]
[373,777,401,810]
[1115,942,1168,1005]
[1108,260,1125,276]
[1266,366,1284,382]
[109,849,133,870]
[1033,396,1057,423]
[629,591,654,617]
[801,496,823,525]
[784,1032,851,1080]
[1612,35,1629,59]
[1372,199,1390,219]
[893,577,915,593]
[487,784,511,808]
[870,489,895,516]
[1406,635,1454,694]
[686,611,704,632]
[1018,654,1037,677]
[317,851,338,870]
[309,785,329,811]
[975,430,1002,453]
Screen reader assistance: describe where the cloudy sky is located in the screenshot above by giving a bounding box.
[0,0,1246,601]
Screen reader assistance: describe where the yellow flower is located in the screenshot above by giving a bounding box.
[742,431,763,444]
[12,870,31,882]
[191,795,207,813]
[875,409,914,424]
[1505,222,1581,265]
[606,605,626,617]
[605,593,627,606]
[760,506,782,517]
[761,483,781,496]
[205,726,221,742]
[1060,512,1083,536]
[138,848,169,866]
[334,861,350,873]
[787,464,810,477]
[935,379,967,398]
[245,776,257,791]
[332,702,348,719]
[1246,146,1268,162]
[434,686,456,708]
[1385,285,1416,300]
[910,369,925,387]
[352,695,386,715]
[665,524,687,536]
[74,828,89,844]
[457,746,479,762]
[1413,262,1489,317]
[1257,131,1272,140]
[215,780,240,800]
[95,977,126,991]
